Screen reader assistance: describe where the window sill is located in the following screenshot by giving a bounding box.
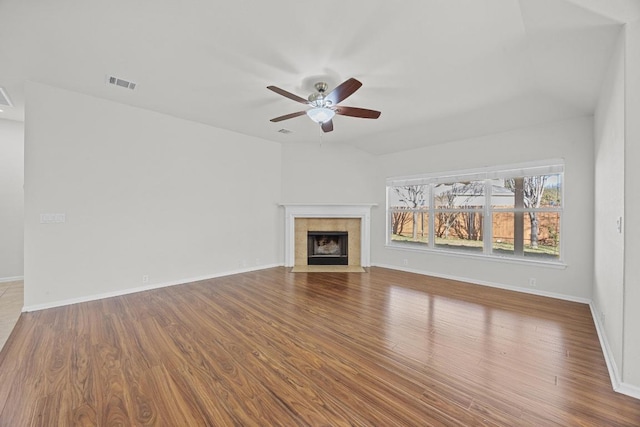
[384,243,567,269]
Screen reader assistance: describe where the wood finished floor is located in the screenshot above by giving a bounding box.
[0,267,639,426]
[0,280,23,351]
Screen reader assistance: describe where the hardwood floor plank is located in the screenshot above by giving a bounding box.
[1,267,639,425]
[176,300,353,425]
[0,281,23,351]
[207,281,433,425]
[146,364,209,426]
[69,334,98,425]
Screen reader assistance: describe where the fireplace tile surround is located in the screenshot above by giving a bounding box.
[281,204,376,268]
[297,219,359,266]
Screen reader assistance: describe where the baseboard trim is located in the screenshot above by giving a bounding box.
[22,264,282,312]
[589,301,622,390]
[372,263,591,304]
[617,383,640,400]
[589,302,640,400]
[0,276,24,284]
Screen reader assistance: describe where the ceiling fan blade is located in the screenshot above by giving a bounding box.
[325,78,362,105]
[335,106,381,119]
[321,120,334,133]
[270,111,307,122]
[267,86,309,104]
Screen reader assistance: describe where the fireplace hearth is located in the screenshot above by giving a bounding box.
[307,231,348,265]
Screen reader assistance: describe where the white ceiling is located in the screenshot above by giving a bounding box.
[0,0,636,154]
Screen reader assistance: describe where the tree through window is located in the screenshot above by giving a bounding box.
[387,161,563,262]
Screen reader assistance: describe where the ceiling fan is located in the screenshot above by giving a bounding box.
[267,77,381,133]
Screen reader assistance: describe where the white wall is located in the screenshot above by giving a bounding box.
[594,29,625,382]
[592,21,640,397]
[0,119,24,280]
[623,21,640,389]
[373,117,595,301]
[24,82,282,309]
[280,142,379,204]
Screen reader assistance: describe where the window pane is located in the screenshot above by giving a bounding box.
[492,212,560,260]
[492,212,516,256]
[434,180,485,209]
[525,212,560,260]
[490,179,516,208]
[390,211,429,245]
[538,174,562,208]
[435,211,483,252]
[496,174,563,209]
[389,185,428,209]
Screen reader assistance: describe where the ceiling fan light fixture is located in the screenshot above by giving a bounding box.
[306,107,335,123]
[267,78,379,133]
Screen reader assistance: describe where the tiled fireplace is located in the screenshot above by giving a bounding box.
[281,204,376,267]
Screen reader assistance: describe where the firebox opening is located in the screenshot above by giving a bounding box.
[307,231,348,265]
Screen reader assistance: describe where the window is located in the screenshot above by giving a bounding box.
[387,160,564,263]
[389,185,428,245]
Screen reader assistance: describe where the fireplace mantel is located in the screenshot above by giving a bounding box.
[280,204,377,267]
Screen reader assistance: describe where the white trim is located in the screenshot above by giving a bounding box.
[589,302,640,400]
[373,263,589,303]
[0,276,24,283]
[617,383,640,400]
[384,243,567,269]
[280,204,377,267]
[22,264,282,312]
[386,158,565,186]
[590,301,622,390]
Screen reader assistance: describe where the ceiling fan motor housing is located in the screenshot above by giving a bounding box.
[308,83,331,107]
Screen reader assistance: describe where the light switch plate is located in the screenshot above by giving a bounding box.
[40,213,66,223]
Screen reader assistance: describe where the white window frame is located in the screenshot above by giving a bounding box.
[386,159,565,265]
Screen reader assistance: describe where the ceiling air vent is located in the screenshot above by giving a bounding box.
[278,128,293,134]
[106,75,137,90]
[0,87,13,107]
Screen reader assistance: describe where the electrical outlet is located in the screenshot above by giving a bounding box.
[142,275,149,284]
[403,259,409,266]
[529,277,537,287]
[601,312,606,326]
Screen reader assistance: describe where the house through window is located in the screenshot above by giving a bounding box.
[387,160,564,263]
